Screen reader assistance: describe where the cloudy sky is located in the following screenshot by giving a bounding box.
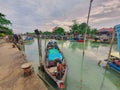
[0,0,120,33]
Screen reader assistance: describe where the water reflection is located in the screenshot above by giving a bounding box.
[24,39,120,90]
[90,42,100,48]
[24,40,34,45]
[69,42,88,50]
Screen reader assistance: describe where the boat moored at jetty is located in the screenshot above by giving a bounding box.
[43,40,68,89]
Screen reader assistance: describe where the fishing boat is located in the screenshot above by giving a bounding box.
[77,39,84,42]
[24,37,34,42]
[69,38,75,42]
[70,38,84,42]
[108,52,120,73]
[91,39,101,43]
[44,41,68,89]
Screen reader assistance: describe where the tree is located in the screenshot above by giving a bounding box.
[70,24,79,33]
[90,28,98,38]
[43,31,52,35]
[0,13,12,25]
[70,22,93,34]
[52,27,65,35]
[0,25,13,35]
[0,12,13,35]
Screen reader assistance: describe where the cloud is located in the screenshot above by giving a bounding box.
[0,0,120,33]
[91,0,120,20]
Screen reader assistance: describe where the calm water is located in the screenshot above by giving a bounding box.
[25,39,120,90]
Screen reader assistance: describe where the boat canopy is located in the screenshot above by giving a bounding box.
[110,52,120,58]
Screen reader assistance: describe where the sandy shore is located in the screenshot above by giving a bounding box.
[0,42,47,90]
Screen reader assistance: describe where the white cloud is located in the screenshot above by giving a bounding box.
[0,0,120,33]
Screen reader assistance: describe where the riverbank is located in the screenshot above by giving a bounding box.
[0,41,47,90]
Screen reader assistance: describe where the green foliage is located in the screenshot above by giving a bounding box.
[70,24,79,33]
[91,28,97,34]
[0,12,13,35]
[0,25,13,35]
[0,33,5,37]
[90,28,98,38]
[0,13,12,25]
[52,27,65,35]
[69,22,97,36]
[26,32,35,35]
[43,31,52,35]
[70,22,92,34]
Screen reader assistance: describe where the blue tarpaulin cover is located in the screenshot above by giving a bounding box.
[24,37,33,40]
[48,48,63,61]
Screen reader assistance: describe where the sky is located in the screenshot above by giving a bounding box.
[0,0,120,33]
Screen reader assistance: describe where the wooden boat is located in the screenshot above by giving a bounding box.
[77,39,84,42]
[24,37,34,42]
[44,41,68,89]
[107,52,120,73]
[91,39,116,44]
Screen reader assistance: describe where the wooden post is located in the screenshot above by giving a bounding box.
[80,0,94,89]
[106,30,116,67]
[62,35,63,50]
[45,34,47,49]
[34,29,43,69]
[38,35,43,68]
[20,35,25,56]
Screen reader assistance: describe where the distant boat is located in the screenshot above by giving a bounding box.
[69,38,76,42]
[24,37,34,42]
[77,39,84,42]
[70,38,84,42]
[43,41,68,89]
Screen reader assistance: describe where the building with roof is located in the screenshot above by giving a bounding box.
[98,28,114,34]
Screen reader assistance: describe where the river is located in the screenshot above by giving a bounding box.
[24,38,120,90]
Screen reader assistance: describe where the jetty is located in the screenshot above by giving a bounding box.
[0,41,47,90]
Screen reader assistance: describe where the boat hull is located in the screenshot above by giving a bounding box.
[43,42,68,89]
[109,62,120,72]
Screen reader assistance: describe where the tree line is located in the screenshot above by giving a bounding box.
[26,22,97,38]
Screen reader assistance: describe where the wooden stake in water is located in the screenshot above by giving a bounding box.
[81,0,94,89]
[106,29,116,67]
[34,29,43,68]
[62,35,64,51]
[45,34,47,49]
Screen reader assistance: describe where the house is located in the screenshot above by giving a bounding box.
[98,28,114,34]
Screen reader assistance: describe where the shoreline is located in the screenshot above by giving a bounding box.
[0,41,47,90]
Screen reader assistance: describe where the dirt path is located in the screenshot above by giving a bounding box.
[0,42,47,90]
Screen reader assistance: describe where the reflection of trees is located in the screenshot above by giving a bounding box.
[112,44,118,51]
[57,40,66,45]
[69,42,88,50]
[100,43,110,47]
[24,41,34,45]
[90,42,100,48]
